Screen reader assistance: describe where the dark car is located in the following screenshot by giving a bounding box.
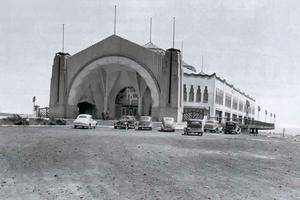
[224,121,241,134]
[183,119,204,136]
[114,115,137,129]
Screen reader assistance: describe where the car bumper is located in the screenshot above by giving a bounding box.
[73,123,89,127]
[186,128,203,133]
[138,125,152,129]
[161,127,175,131]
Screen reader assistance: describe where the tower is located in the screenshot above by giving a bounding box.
[159,48,183,121]
[49,52,70,118]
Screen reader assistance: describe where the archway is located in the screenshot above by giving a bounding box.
[77,102,97,117]
[115,87,139,118]
[67,56,160,119]
[68,56,159,106]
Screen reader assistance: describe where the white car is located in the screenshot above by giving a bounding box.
[137,116,153,130]
[161,117,175,132]
[73,114,97,129]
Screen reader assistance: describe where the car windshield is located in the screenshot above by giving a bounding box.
[140,116,151,121]
[122,116,135,120]
[78,116,87,118]
[163,118,174,122]
[226,122,236,126]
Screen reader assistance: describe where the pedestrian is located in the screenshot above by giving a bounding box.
[105,111,109,120]
[101,112,105,120]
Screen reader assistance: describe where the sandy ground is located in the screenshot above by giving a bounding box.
[0,127,299,200]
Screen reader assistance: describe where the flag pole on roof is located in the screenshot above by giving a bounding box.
[181,40,183,57]
[62,24,65,53]
[201,56,204,73]
[172,17,175,48]
[149,17,152,43]
[114,5,117,35]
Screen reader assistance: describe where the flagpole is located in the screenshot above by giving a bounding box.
[172,17,175,48]
[114,5,117,35]
[150,17,152,43]
[62,24,65,53]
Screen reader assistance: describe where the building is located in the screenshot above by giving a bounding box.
[183,72,256,124]
[49,35,274,124]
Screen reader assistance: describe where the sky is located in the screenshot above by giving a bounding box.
[0,0,299,128]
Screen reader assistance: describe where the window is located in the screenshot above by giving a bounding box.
[189,85,194,102]
[238,115,243,124]
[215,88,224,105]
[244,100,250,114]
[196,86,201,102]
[232,114,238,122]
[215,110,222,123]
[232,97,238,110]
[203,86,208,103]
[225,93,232,108]
[225,112,231,121]
[238,100,243,112]
[183,84,187,102]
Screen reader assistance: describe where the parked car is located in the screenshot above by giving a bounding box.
[224,121,241,134]
[137,116,153,130]
[183,119,204,136]
[114,115,137,129]
[161,117,175,132]
[73,114,97,129]
[204,120,223,133]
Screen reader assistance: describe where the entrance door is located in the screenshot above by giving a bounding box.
[115,87,139,118]
[121,106,138,116]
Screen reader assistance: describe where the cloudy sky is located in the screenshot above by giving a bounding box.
[0,0,299,127]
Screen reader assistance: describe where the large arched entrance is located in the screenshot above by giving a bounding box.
[77,102,97,117]
[67,56,160,119]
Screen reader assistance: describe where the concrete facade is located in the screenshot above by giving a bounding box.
[183,73,256,124]
[49,35,183,121]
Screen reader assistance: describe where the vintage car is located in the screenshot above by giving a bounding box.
[73,114,97,129]
[224,121,241,134]
[204,120,223,133]
[183,119,204,136]
[161,117,175,132]
[137,116,153,130]
[114,115,137,129]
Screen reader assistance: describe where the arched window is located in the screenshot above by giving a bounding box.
[203,86,208,103]
[189,85,194,102]
[196,86,201,102]
[183,84,187,102]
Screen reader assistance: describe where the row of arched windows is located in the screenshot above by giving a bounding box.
[183,84,208,103]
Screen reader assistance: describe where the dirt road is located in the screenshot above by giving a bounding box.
[0,127,299,200]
